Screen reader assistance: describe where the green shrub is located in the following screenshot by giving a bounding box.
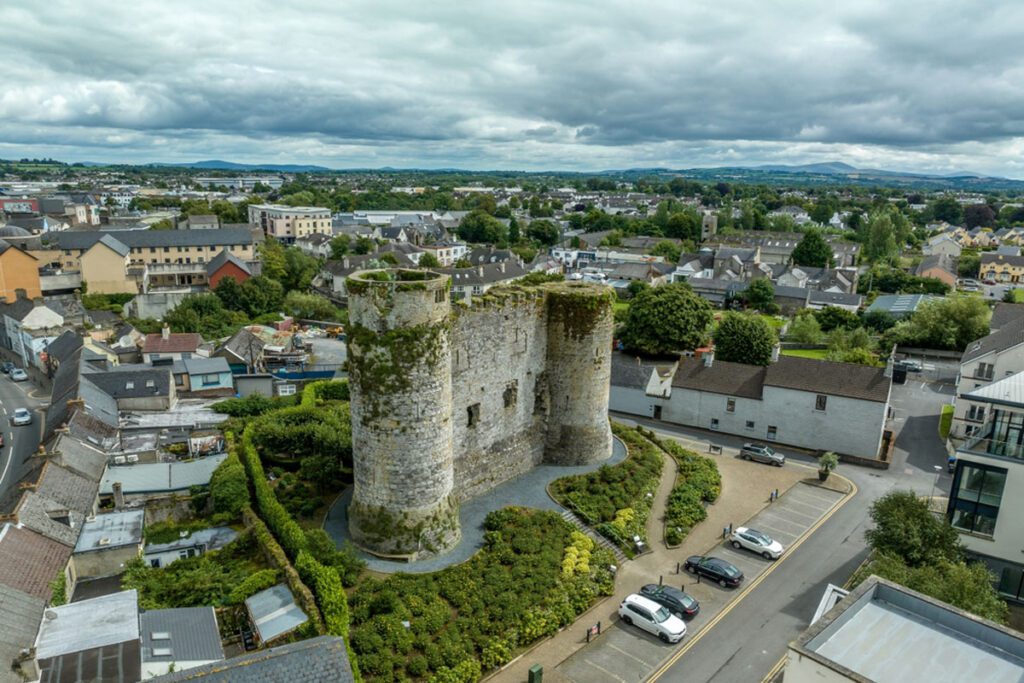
[227,568,279,604]
[652,437,721,546]
[209,452,250,519]
[143,519,212,545]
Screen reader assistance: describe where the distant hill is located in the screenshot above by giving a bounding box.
[752,162,859,174]
[153,160,332,172]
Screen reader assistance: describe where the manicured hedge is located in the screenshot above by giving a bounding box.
[209,451,249,518]
[651,436,722,546]
[549,423,664,551]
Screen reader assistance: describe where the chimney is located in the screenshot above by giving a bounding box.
[703,351,714,368]
[771,344,781,363]
[112,481,124,509]
[884,355,895,378]
[161,324,170,341]
[32,297,44,308]
[499,262,506,273]
[478,266,484,277]
[14,288,26,301]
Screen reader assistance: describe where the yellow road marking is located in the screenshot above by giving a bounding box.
[760,654,787,683]
[646,477,859,682]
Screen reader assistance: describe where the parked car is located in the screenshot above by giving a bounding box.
[684,556,744,587]
[639,584,700,619]
[898,359,923,373]
[0,362,12,374]
[740,442,785,467]
[9,369,28,382]
[983,278,997,286]
[617,593,687,643]
[11,408,32,426]
[729,527,784,560]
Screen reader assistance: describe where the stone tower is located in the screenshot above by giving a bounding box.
[346,270,460,557]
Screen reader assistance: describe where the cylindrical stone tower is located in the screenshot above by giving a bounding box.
[543,282,615,465]
[346,269,460,557]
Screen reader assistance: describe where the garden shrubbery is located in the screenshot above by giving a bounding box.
[348,507,615,681]
[209,452,249,519]
[653,437,721,546]
[549,423,663,552]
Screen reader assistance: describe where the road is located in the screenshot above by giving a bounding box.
[642,376,954,682]
[0,374,49,506]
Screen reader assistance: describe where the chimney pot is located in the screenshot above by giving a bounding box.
[161,324,170,341]
[704,351,715,368]
[112,481,124,509]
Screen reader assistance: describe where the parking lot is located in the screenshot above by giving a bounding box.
[555,482,845,682]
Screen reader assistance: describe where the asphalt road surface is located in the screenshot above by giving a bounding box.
[0,374,48,505]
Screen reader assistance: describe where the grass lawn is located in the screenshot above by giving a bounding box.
[939,404,954,440]
[613,301,630,314]
[781,348,829,360]
[1011,289,1024,304]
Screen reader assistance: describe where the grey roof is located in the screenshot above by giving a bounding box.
[808,290,864,307]
[795,576,1024,683]
[446,259,528,286]
[45,346,119,438]
[990,303,1024,332]
[961,316,1024,364]
[866,294,936,317]
[982,252,1024,269]
[915,253,955,276]
[46,331,83,364]
[15,491,85,547]
[140,607,225,664]
[48,227,255,251]
[766,355,891,403]
[610,353,662,390]
[181,356,232,376]
[144,526,237,556]
[100,454,228,495]
[34,462,97,517]
[85,366,172,399]
[0,585,44,683]
[216,327,265,365]
[35,589,140,660]
[245,583,309,643]
[149,635,355,682]
[49,434,107,481]
[673,357,767,399]
[74,510,144,553]
[962,370,1024,407]
[94,233,130,257]
[206,248,252,278]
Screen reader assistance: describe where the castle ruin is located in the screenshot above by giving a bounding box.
[345,269,614,557]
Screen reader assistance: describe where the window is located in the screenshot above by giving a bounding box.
[745,421,755,430]
[125,381,134,389]
[977,362,995,380]
[710,418,719,430]
[467,403,480,427]
[150,559,160,568]
[145,380,155,388]
[435,289,446,303]
[767,426,777,441]
[967,404,986,422]
[726,398,736,413]
[202,373,220,386]
[503,380,518,408]
[815,395,828,411]
[950,462,1006,537]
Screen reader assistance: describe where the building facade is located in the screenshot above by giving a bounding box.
[247,204,332,243]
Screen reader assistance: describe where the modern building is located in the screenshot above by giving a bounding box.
[786,576,1024,682]
[952,317,1024,439]
[247,204,332,243]
[865,293,937,320]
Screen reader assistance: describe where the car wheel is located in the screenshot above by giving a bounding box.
[686,565,696,574]
[763,551,773,560]
[743,453,751,460]
[622,615,632,626]
[719,578,728,588]
[776,461,783,467]
[659,632,670,643]
[731,541,741,549]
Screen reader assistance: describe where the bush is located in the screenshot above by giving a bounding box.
[227,568,279,604]
[654,438,721,546]
[213,394,285,417]
[209,452,249,518]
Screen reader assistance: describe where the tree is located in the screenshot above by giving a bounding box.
[885,296,990,350]
[865,491,962,568]
[743,278,776,313]
[957,252,981,278]
[861,309,896,333]
[238,276,285,317]
[329,235,351,259]
[282,247,320,291]
[788,312,823,344]
[619,282,713,356]
[418,252,441,268]
[283,291,340,321]
[508,216,521,244]
[665,210,701,242]
[213,276,245,312]
[813,306,860,332]
[863,210,900,264]
[527,219,560,246]
[649,240,682,264]
[809,199,836,226]
[353,237,375,255]
[713,313,776,365]
[150,218,174,230]
[930,196,963,224]
[791,229,834,267]
[964,203,996,229]
[458,210,508,244]
[258,240,288,283]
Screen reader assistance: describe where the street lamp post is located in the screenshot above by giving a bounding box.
[931,464,944,511]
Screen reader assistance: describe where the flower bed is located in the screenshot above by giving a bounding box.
[649,435,721,547]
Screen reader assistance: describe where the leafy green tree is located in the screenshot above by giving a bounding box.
[788,312,823,344]
[964,204,996,228]
[150,218,174,230]
[213,276,245,312]
[619,282,713,356]
[743,278,775,313]
[458,210,508,244]
[209,453,249,518]
[353,237,375,255]
[809,199,836,225]
[861,309,896,333]
[665,210,701,242]
[930,196,964,224]
[283,291,339,321]
[863,210,900,264]
[259,240,288,283]
[508,216,521,244]
[527,219,560,246]
[239,276,285,317]
[865,491,962,567]
[791,229,834,267]
[814,306,861,332]
[885,296,989,351]
[957,251,980,278]
[418,252,441,268]
[282,247,320,291]
[329,234,351,259]
[713,313,776,365]
[650,240,682,264]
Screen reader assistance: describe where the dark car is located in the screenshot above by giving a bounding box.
[0,362,12,374]
[639,584,700,619]
[684,555,744,588]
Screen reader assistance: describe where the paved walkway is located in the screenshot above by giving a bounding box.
[495,428,825,683]
[324,438,626,574]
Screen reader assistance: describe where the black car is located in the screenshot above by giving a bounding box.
[684,555,744,588]
[0,362,12,374]
[639,584,700,618]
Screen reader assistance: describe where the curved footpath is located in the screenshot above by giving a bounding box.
[324,437,627,574]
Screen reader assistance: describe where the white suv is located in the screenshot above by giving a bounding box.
[730,526,784,560]
[618,593,687,643]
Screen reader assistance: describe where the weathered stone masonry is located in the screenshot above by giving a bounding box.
[346,269,614,557]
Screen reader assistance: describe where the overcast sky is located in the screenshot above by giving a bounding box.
[2,1,1023,176]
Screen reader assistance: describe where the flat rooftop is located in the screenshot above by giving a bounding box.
[796,576,1024,682]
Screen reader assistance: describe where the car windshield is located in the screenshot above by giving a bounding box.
[719,563,739,577]
[653,606,671,623]
[748,530,771,545]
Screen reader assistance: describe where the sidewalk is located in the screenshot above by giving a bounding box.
[495,431,812,683]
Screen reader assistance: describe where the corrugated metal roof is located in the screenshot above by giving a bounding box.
[245,584,308,643]
[100,454,227,495]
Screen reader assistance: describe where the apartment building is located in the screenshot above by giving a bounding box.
[247,204,332,243]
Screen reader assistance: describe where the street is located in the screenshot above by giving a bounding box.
[0,373,49,508]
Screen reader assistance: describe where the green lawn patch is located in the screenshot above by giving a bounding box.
[939,404,954,440]
[781,347,829,360]
[613,301,630,313]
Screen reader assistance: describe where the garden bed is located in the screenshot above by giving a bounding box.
[647,435,721,547]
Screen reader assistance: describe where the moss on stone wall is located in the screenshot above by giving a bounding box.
[546,283,615,341]
[348,497,460,556]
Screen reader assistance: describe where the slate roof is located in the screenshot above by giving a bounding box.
[611,353,660,390]
[181,356,231,376]
[0,524,72,600]
[100,454,228,495]
[14,491,84,547]
[48,227,254,251]
[990,303,1024,332]
[143,332,202,355]
[140,607,225,664]
[915,254,956,277]
[981,252,1024,269]
[808,290,864,307]
[672,357,768,399]
[206,248,252,278]
[46,331,83,364]
[149,635,355,682]
[961,317,1024,364]
[764,356,891,403]
[34,462,97,517]
[216,327,265,366]
[0,585,44,683]
[446,259,529,286]
[49,433,108,481]
[93,234,130,257]
[85,367,172,399]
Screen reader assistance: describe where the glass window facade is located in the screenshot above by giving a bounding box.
[949,461,1006,537]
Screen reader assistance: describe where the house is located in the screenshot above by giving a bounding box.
[8,461,98,548]
[214,327,266,373]
[0,524,72,600]
[0,239,40,302]
[143,326,202,363]
[143,526,238,569]
[140,607,225,679]
[609,352,892,459]
[865,294,937,319]
[672,250,715,282]
[205,248,253,288]
[991,302,1024,332]
[420,241,468,267]
[685,277,747,307]
[446,259,530,301]
[0,294,78,371]
[785,576,1024,682]
[952,317,1024,439]
[294,232,333,259]
[245,583,309,645]
[48,432,108,482]
[806,290,864,313]
[915,254,958,288]
[184,214,219,230]
[70,510,145,583]
[923,233,963,257]
[606,262,670,286]
[170,357,235,397]
[0,585,45,683]
[80,234,134,294]
[149,635,355,682]
[712,247,760,280]
[981,252,1024,284]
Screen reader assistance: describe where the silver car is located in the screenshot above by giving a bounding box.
[730,526,784,559]
[741,442,785,466]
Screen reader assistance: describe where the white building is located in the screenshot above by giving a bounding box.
[952,315,1024,439]
[247,204,332,244]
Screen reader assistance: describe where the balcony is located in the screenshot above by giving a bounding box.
[961,427,1024,462]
